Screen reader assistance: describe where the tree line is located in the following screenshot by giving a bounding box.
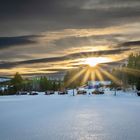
[126,53,140,90]
[0,53,140,95]
[0,73,63,95]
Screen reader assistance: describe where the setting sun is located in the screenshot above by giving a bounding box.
[85,57,112,67]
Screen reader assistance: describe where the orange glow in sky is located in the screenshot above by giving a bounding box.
[84,57,113,67]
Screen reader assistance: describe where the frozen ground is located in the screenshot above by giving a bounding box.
[0,93,140,140]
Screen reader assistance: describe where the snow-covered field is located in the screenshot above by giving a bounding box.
[0,93,140,140]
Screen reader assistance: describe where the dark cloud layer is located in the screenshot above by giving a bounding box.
[0,48,130,69]
[0,0,139,76]
[120,41,140,47]
[0,0,139,35]
[0,35,40,48]
[54,34,123,49]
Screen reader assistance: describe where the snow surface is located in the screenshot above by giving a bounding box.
[0,93,140,140]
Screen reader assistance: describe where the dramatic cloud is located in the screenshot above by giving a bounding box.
[0,0,139,76]
[120,40,140,47]
[0,48,131,69]
[0,35,41,49]
[0,0,140,36]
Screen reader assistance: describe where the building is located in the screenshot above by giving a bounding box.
[88,81,111,88]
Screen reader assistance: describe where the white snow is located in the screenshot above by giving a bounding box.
[0,92,140,140]
[67,89,77,96]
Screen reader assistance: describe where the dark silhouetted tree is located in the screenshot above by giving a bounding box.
[11,72,23,93]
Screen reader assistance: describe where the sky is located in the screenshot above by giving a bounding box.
[0,0,140,76]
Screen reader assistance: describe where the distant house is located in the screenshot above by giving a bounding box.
[88,81,111,88]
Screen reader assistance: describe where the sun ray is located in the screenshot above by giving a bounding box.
[90,70,96,81]
[65,68,87,86]
[95,69,104,81]
[81,69,90,85]
[99,67,122,85]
